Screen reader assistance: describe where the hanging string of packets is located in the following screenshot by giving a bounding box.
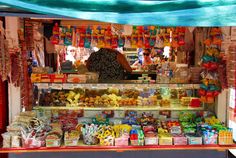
[50,24,186,49]
[198,28,222,104]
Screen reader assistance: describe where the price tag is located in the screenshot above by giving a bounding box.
[36,83,49,89]
[161,84,168,88]
[50,83,63,90]
[193,84,200,89]
[63,83,74,90]
[169,84,177,89]
[182,84,191,89]
[73,84,82,89]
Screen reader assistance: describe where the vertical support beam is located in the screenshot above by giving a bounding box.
[215,89,227,124]
[5,16,21,123]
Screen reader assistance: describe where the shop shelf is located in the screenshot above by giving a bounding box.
[34,83,200,90]
[33,105,204,111]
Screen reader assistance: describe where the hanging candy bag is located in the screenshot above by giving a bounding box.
[64,26,72,46]
[118,36,125,48]
[51,23,59,45]
[111,35,118,48]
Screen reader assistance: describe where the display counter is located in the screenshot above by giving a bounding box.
[1,80,234,153]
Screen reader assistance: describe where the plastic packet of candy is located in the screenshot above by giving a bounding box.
[1,132,11,148]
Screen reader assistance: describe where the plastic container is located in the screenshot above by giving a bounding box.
[22,137,45,148]
[190,67,202,83]
[173,64,190,83]
[1,133,11,148]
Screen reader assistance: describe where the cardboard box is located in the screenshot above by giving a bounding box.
[64,138,79,146]
[159,136,173,145]
[144,137,158,145]
[115,137,129,146]
[187,136,202,145]
[173,135,187,145]
[130,139,144,146]
[46,138,61,147]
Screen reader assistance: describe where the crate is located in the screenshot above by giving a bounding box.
[218,130,233,145]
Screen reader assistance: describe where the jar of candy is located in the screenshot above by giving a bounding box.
[173,64,190,83]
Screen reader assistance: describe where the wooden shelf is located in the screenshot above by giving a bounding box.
[1,145,236,153]
[34,83,200,90]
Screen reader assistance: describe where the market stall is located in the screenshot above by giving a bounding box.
[0,0,235,158]
[0,18,235,153]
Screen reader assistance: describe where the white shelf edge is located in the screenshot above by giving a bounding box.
[33,106,204,111]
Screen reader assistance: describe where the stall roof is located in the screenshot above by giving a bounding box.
[0,0,236,26]
[0,4,67,18]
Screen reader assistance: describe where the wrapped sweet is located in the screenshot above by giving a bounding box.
[180,97,191,106]
[170,89,178,99]
[113,124,132,146]
[82,124,99,145]
[159,99,170,107]
[122,111,138,125]
[155,89,162,100]
[46,123,63,147]
[92,114,109,125]
[1,133,11,148]
[97,125,115,146]
[143,125,158,145]
[46,132,62,147]
[138,112,156,126]
[130,129,144,146]
[64,130,80,146]
[122,89,140,99]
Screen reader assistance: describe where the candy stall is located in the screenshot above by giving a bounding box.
[0,17,235,157]
[0,1,236,158]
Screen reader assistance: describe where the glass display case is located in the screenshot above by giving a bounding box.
[3,81,235,152]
